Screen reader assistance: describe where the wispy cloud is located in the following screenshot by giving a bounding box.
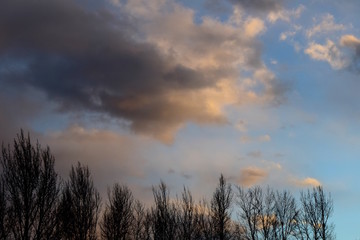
[305,40,348,69]
[306,14,346,38]
[267,5,305,23]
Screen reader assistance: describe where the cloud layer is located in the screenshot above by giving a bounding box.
[0,0,286,142]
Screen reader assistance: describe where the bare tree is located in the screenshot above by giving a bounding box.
[132,200,146,240]
[257,187,276,240]
[236,186,260,240]
[178,187,196,240]
[151,181,178,240]
[101,183,134,240]
[142,209,153,240]
[59,162,100,240]
[238,186,276,240]
[231,221,247,240]
[211,174,233,240]
[300,186,335,240]
[194,198,214,240]
[1,130,60,240]
[0,180,9,240]
[273,190,299,240]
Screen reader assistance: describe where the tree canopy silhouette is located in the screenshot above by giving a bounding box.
[58,162,100,240]
[1,130,60,240]
[0,130,336,240]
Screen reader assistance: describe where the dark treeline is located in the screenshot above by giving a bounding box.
[0,131,335,240]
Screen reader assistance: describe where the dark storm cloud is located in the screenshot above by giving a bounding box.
[0,82,46,144]
[1,0,210,93]
[0,0,219,140]
[0,0,287,142]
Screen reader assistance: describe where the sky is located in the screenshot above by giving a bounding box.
[1,0,360,238]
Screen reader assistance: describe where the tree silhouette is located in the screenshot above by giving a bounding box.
[273,190,299,240]
[300,186,335,240]
[236,186,261,240]
[58,162,100,240]
[131,200,147,240]
[142,209,153,240]
[101,183,134,240]
[194,198,214,240]
[177,186,197,240]
[236,186,277,240]
[1,130,60,240]
[211,174,233,240]
[0,131,338,240]
[151,181,178,240]
[0,180,9,240]
[257,187,276,240]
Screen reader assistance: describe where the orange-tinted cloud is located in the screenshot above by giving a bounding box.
[293,177,322,187]
[238,166,268,187]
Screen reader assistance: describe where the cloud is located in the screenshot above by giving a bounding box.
[203,0,232,14]
[244,17,266,37]
[267,4,305,23]
[38,125,151,196]
[223,0,304,24]
[280,31,294,41]
[305,34,360,71]
[338,34,360,71]
[229,0,283,13]
[238,166,268,187]
[0,84,48,144]
[306,14,346,38]
[293,177,322,187]
[43,125,145,175]
[340,34,360,48]
[305,40,348,69]
[279,24,302,41]
[0,0,285,143]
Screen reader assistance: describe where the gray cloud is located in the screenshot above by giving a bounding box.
[0,81,47,144]
[0,0,217,138]
[36,125,150,199]
[203,0,232,14]
[0,0,210,95]
[204,0,283,14]
[229,0,283,12]
[0,0,286,142]
[340,35,360,72]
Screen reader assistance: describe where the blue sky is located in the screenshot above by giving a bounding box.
[1,0,360,238]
